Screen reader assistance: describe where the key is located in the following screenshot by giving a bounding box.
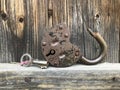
[20,53,48,69]
[32,59,48,69]
[46,49,55,56]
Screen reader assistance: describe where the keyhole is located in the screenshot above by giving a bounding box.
[46,49,55,57]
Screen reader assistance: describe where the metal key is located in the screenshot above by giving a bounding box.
[20,53,48,69]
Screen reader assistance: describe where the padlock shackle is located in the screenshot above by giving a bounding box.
[81,28,107,65]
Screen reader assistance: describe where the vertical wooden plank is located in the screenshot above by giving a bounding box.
[118,0,120,62]
[66,0,73,29]
[31,0,38,59]
[38,0,48,59]
[114,0,120,62]
[76,0,85,58]
[7,0,25,62]
[100,0,119,62]
[52,0,68,25]
[52,0,61,26]
[75,0,119,63]
[76,0,100,60]
[91,0,101,59]
[0,0,25,62]
[81,0,103,61]
[23,0,47,60]
[23,0,31,56]
[27,0,34,58]
[71,0,78,44]
[0,2,13,62]
[60,0,67,24]
[48,0,53,27]
[0,0,1,12]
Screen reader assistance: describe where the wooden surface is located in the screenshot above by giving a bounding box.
[0,0,120,63]
[0,63,120,89]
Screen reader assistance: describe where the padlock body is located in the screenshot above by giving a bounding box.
[41,23,81,67]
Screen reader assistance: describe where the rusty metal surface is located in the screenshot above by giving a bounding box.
[41,23,81,67]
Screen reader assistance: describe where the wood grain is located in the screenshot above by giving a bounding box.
[1,63,120,89]
[0,0,120,63]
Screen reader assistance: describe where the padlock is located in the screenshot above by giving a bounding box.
[41,23,107,67]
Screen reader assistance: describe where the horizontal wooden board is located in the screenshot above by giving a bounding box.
[1,63,120,89]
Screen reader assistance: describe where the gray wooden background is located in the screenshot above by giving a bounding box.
[0,0,120,63]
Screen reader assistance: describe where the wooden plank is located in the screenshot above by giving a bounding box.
[76,0,104,61]
[15,0,47,60]
[0,0,19,62]
[1,63,120,89]
[76,0,85,57]
[7,0,25,62]
[75,0,120,63]
[48,0,53,27]
[66,0,73,30]
[0,0,120,63]
[52,0,61,25]
[100,0,120,62]
[60,0,67,24]
[37,0,48,59]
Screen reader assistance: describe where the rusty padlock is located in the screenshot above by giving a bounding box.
[41,23,107,67]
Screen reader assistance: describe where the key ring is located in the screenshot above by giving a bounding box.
[20,53,33,67]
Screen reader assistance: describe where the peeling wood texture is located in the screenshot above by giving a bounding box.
[0,0,120,63]
[1,63,120,89]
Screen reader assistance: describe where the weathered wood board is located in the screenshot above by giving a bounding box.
[0,0,120,63]
[0,63,120,89]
